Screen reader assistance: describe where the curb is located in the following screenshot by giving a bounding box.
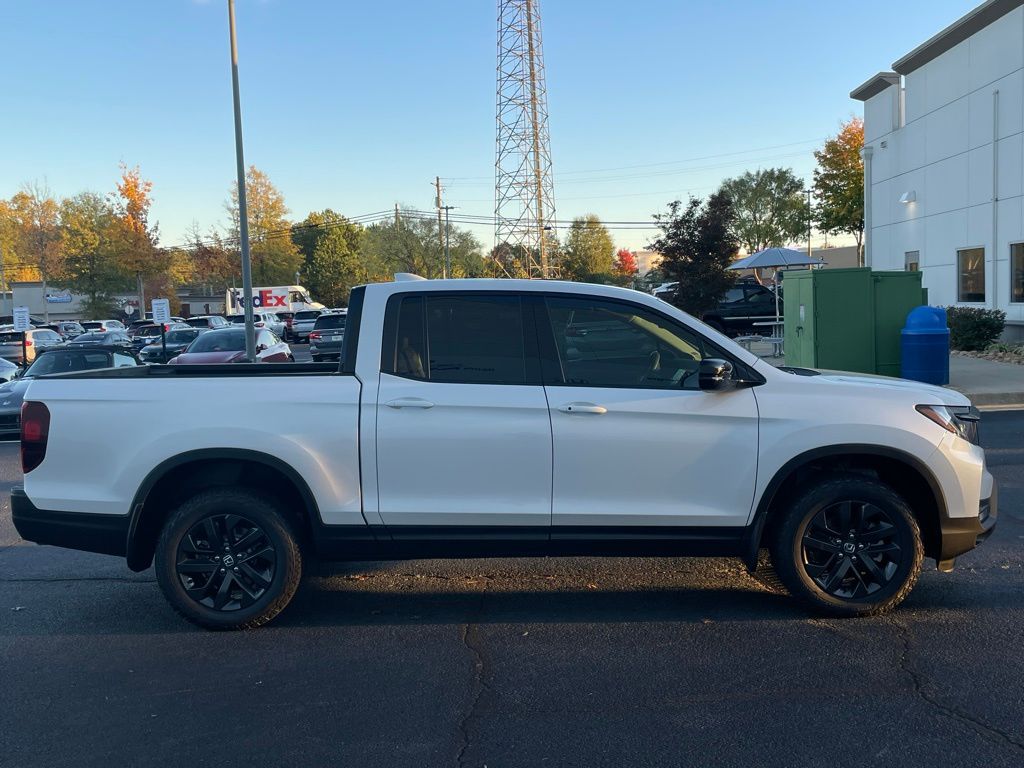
[946,386,1024,408]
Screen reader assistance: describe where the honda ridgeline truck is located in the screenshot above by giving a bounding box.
[12,276,996,629]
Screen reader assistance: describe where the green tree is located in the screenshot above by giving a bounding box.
[649,193,738,318]
[304,215,366,306]
[561,215,616,282]
[59,192,127,318]
[813,118,865,263]
[227,166,302,284]
[718,168,808,254]
[362,210,486,280]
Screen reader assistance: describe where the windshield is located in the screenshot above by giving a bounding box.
[81,322,103,330]
[166,329,201,345]
[0,332,23,343]
[187,330,246,353]
[295,311,321,321]
[70,333,108,343]
[26,351,112,376]
[226,315,246,324]
[314,314,346,330]
[135,325,162,337]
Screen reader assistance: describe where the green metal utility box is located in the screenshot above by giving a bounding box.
[783,268,924,375]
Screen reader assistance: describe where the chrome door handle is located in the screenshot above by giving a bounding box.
[558,402,607,414]
[385,397,435,409]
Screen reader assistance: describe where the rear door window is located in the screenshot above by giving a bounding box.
[383,294,527,384]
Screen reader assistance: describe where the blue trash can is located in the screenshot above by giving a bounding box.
[901,306,949,385]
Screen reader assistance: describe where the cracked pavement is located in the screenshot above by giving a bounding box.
[1,411,1022,767]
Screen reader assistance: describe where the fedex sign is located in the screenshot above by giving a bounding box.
[232,288,287,309]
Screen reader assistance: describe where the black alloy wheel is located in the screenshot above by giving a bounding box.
[801,500,901,599]
[175,514,277,611]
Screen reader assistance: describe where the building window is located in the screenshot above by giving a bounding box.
[957,248,985,303]
[905,251,919,272]
[1012,243,1024,304]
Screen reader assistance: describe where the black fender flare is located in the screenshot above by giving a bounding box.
[741,443,948,570]
[125,448,323,571]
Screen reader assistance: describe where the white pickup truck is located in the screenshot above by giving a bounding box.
[12,277,996,629]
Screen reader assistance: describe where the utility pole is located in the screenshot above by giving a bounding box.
[0,244,6,293]
[435,177,445,277]
[136,272,145,323]
[228,0,256,362]
[442,206,456,279]
[805,188,813,260]
[394,203,400,227]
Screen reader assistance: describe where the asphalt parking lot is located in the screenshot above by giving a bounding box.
[1,412,1021,768]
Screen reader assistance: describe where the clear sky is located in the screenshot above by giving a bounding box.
[1,0,974,252]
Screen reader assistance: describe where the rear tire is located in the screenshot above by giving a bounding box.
[154,488,302,630]
[768,474,923,617]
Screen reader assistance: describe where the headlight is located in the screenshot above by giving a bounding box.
[916,404,981,445]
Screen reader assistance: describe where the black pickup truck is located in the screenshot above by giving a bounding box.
[653,281,780,337]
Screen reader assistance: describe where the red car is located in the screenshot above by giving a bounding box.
[168,328,293,364]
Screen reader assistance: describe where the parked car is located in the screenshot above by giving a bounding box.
[81,319,126,333]
[10,278,996,630]
[226,312,286,338]
[0,327,65,364]
[138,328,205,364]
[0,356,19,383]
[289,309,323,342]
[168,327,292,364]
[308,311,347,361]
[129,322,190,351]
[184,315,229,331]
[66,330,134,351]
[655,281,781,337]
[39,321,86,341]
[275,311,296,340]
[0,346,138,436]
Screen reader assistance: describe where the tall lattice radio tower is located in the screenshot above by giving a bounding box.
[494,0,556,278]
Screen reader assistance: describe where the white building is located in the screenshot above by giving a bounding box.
[852,0,1024,338]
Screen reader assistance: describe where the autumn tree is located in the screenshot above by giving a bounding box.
[562,215,615,282]
[613,248,638,280]
[59,192,127,318]
[718,168,808,254]
[185,223,238,286]
[111,164,162,312]
[227,166,302,284]
[10,183,64,314]
[649,193,738,318]
[813,118,865,263]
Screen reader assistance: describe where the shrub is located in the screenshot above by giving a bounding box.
[945,307,1006,351]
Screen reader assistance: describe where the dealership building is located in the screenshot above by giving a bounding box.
[852,0,1024,338]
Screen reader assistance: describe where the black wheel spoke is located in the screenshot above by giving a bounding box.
[857,553,885,584]
[213,572,235,609]
[860,523,895,543]
[234,527,263,552]
[822,557,851,592]
[240,562,271,588]
[804,535,841,554]
[181,534,215,556]
[865,541,900,555]
[177,561,218,574]
[239,546,275,565]
[835,501,853,532]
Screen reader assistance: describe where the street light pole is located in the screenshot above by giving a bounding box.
[228,0,256,362]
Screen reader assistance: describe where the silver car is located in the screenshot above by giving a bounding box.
[0,327,65,365]
[289,310,323,342]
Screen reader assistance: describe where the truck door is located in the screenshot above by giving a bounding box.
[375,292,552,534]
[537,294,759,530]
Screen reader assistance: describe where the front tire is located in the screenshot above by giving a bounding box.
[154,488,302,630]
[768,475,923,617]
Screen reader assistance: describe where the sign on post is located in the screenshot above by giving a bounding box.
[12,306,31,332]
[151,298,171,324]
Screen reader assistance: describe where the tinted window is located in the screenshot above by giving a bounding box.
[81,322,103,330]
[386,294,526,384]
[544,297,708,390]
[70,332,107,343]
[113,353,136,367]
[189,330,246,352]
[166,329,201,344]
[294,310,321,321]
[27,351,112,375]
[314,314,346,330]
[227,315,246,324]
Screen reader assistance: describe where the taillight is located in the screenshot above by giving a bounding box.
[309,331,321,340]
[21,401,50,473]
[255,322,265,328]
[24,339,33,347]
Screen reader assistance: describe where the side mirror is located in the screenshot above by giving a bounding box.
[256,344,267,354]
[698,358,736,391]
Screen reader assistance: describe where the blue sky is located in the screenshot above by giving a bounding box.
[1,0,973,251]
